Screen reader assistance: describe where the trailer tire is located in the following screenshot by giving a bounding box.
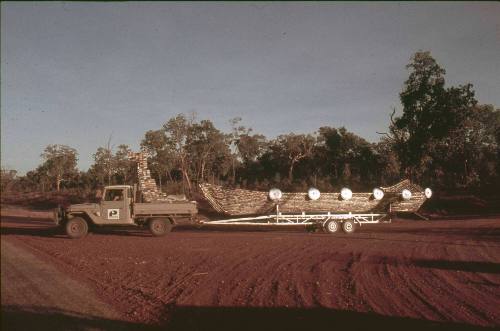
[324,220,340,234]
[65,217,89,239]
[149,218,172,237]
[342,220,356,234]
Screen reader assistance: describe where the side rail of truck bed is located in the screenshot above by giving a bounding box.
[134,201,197,217]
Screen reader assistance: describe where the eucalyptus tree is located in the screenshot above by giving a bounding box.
[390,51,477,185]
[41,144,78,191]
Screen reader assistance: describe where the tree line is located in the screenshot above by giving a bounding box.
[2,51,499,195]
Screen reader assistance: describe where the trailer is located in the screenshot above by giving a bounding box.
[199,205,391,234]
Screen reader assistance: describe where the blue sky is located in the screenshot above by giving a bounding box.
[2,2,499,174]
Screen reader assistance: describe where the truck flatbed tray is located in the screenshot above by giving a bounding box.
[134,201,197,216]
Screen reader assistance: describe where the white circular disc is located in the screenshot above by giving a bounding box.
[372,188,384,200]
[308,188,321,200]
[424,188,432,199]
[268,188,282,201]
[340,187,352,200]
[401,189,412,200]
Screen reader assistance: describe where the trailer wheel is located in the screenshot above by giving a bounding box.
[149,218,172,237]
[342,220,356,234]
[65,217,88,239]
[324,220,339,234]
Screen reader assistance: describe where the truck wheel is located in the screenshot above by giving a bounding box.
[324,220,339,234]
[342,220,356,234]
[149,218,172,237]
[65,217,88,239]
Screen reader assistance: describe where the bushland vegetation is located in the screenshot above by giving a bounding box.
[3,51,499,199]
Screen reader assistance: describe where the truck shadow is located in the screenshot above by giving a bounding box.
[0,223,154,238]
[1,304,491,331]
[0,216,153,238]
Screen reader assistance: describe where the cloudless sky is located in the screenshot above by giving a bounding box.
[2,2,499,174]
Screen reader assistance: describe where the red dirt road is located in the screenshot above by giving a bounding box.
[1,206,499,330]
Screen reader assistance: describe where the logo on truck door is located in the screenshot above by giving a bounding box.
[107,209,120,220]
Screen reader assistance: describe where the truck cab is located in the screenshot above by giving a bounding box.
[100,185,134,224]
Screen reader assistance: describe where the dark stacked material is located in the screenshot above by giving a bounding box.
[199,179,427,216]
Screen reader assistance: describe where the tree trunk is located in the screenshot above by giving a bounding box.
[232,157,236,184]
[288,160,296,182]
[56,174,61,191]
[180,157,192,194]
[200,151,211,183]
[464,158,468,185]
[200,160,206,182]
[405,167,414,182]
[166,169,173,182]
[182,168,192,193]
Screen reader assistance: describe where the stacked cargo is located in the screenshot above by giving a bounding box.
[128,151,186,203]
[199,179,428,216]
[128,151,164,202]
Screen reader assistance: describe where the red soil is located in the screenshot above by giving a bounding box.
[1,206,499,329]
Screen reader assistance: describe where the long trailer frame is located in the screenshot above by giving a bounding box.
[200,204,391,234]
[202,212,389,226]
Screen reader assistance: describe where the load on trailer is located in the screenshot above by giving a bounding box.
[197,179,433,233]
[199,179,430,216]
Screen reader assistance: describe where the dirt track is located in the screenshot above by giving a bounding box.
[1,239,127,331]
[1,206,499,330]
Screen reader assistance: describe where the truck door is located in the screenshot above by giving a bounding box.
[101,188,132,224]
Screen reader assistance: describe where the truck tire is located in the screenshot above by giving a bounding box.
[149,218,172,237]
[65,217,89,239]
[342,220,356,234]
[324,220,339,234]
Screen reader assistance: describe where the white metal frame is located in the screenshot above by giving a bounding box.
[201,207,389,227]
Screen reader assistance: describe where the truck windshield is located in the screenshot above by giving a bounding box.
[104,189,124,201]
